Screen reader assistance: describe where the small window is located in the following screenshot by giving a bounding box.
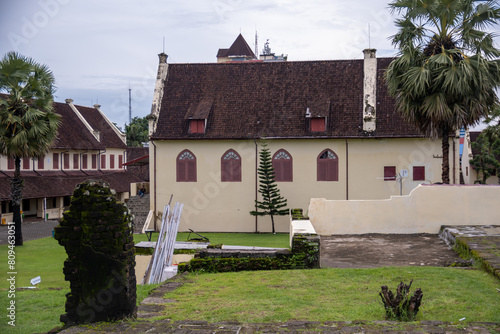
[221,149,241,182]
[190,119,205,133]
[177,150,197,182]
[37,156,44,170]
[311,117,326,132]
[317,149,338,181]
[92,154,97,169]
[110,154,115,169]
[413,166,425,181]
[100,154,106,169]
[53,153,59,169]
[273,149,293,182]
[118,155,123,168]
[73,154,79,169]
[22,158,30,170]
[7,158,14,170]
[384,166,396,181]
[63,153,70,169]
[82,154,88,169]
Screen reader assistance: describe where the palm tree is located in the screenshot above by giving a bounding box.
[0,52,61,246]
[386,0,500,183]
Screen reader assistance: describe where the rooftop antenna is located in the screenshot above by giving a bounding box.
[128,84,132,124]
[254,29,258,58]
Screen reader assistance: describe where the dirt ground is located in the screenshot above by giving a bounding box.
[320,234,462,268]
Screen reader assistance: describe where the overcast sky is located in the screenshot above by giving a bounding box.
[0,0,496,130]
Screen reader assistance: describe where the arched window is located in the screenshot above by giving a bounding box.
[317,149,338,181]
[221,149,241,182]
[177,150,197,182]
[272,149,293,182]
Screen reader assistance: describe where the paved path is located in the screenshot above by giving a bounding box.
[320,233,463,268]
[0,218,59,245]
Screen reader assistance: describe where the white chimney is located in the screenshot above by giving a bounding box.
[363,49,377,132]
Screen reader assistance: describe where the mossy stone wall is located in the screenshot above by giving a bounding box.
[54,180,136,325]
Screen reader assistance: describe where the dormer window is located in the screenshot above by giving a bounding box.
[310,117,326,132]
[190,119,205,134]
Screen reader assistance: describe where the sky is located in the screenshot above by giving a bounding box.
[0,0,497,130]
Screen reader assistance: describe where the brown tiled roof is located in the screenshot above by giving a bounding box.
[75,105,127,149]
[0,94,127,149]
[0,170,142,201]
[51,102,102,150]
[152,58,422,140]
[217,34,256,59]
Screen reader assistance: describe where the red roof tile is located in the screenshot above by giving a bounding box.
[152,58,422,140]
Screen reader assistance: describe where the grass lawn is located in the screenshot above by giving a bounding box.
[163,268,500,323]
[1,234,499,333]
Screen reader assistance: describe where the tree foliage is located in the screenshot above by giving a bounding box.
[125,116,148,147]
[0,51,61,246]
[250,141,288,234]
[469,107,500,184]
[386,0,500,184]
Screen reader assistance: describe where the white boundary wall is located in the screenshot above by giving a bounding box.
[309,184,500,235]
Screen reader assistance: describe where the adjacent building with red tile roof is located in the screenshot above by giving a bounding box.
[0,97,141,223]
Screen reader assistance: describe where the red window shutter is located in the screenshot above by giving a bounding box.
[317,150,338,181]
[23,158,30,170]
[273,150,293,182]
[38,156,44,169]
[221,150,241,182]
[317,159,328,181]
[413,166,425,181]
[100,155,106,169]
[311,118,326,132]
[326,159,338,181]
[384,166,396,181]
[92,154,97,169]
[110,154,115,169]
[177,150,197,182]
[187,160,196,181]
[82,154,88,169]
[73,154,79,169]
[118,155,123,168]
[8,158,14,170]
[190,120,205,133]
[53,153,59,169]
[221,160,231,182]
[63,153,69,169]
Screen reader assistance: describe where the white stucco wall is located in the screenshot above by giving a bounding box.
[309,184,500,235]
[150,137,453,233]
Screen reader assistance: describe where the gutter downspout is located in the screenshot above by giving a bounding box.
[453,137,456,184]
[60,150,69,175]
[98,149,106,172]
[79,151,90,176]
[345,139,349,200]
[254,139,258,233]
[152,141,157,231]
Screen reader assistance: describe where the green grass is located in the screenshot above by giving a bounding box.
[0,237,159,334]
[162,268,500,323]
[1,235,500,333]
[134,232,290,248]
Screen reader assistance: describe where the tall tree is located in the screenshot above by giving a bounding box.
[0,52,61,246]
[250,141,288,234]
[386,0,500,183]
[125,116,148,147]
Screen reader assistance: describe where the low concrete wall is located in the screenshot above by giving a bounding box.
[309,184,500,235]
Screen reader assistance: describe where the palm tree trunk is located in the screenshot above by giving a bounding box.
[441,129,450,184]
[11,157,23,246]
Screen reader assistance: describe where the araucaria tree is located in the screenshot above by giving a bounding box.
[386,0,500,184]
[0,52,61,246]
[250,141,288,234]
